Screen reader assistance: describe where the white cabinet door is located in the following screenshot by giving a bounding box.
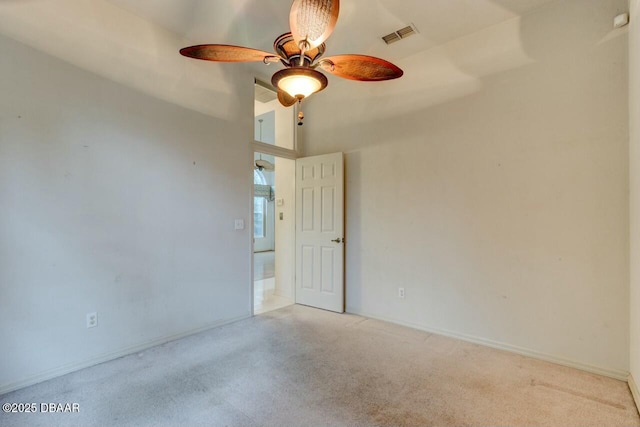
[295,153,344,313]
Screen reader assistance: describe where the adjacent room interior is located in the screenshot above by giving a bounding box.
[253,82,296,315]
[1,0,640,425]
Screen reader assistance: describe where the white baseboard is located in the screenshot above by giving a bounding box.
[629,374,640,413]
[0,314,250,396]
[348,309,628,381]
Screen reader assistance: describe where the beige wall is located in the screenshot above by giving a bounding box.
[630,0,640,390]
[0,33,254,393]
[302,0,629,377]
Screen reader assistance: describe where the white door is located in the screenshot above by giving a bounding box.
[295,152,344,313]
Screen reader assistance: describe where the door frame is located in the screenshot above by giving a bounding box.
[251,141,298,315]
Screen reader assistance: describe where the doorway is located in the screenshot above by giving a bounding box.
[253,80,296,315]
[251,81,346,315]
[253,153,296,314]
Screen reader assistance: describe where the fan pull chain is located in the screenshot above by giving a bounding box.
[297,100,304,126]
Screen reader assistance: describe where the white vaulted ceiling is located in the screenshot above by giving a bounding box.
[106,0,555,63]
[0,0,557,117]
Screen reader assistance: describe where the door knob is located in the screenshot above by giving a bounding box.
[331,238,343,243]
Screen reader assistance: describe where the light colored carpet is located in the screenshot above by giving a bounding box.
[1,305,638,427]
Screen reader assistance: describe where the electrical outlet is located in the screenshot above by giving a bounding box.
[398,288,405,299]
[86,312,98,328]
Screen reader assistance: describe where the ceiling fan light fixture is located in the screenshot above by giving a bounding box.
[271,68,328,100]
[181,0,403,109]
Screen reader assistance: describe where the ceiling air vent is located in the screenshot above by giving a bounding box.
[382,32,401,45]
[382,24,418,45]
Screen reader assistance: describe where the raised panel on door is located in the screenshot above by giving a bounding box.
[320,246,335,294]
[301,188,315,232]
[321,187,335,233]
[301,246,314,290]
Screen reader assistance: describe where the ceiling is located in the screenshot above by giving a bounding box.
[106,0,555,67]
[0,0,559,120]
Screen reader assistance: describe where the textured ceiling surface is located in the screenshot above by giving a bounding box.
[106,0,556,62]
[0,0,560,118]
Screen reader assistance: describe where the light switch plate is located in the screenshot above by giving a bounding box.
[234,219,244,230]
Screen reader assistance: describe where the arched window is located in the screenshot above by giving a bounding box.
[254,169,267,185]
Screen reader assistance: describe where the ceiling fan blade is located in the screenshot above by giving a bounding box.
[180,44,279,63]
[319,55,403,81]
[278,90,298,107]
[290,0,340,50]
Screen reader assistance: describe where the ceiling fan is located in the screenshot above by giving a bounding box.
[255,155,275,172]
[180,0,403,115]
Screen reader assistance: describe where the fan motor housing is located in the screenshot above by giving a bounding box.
[274,32,326,67]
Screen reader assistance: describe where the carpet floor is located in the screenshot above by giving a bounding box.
[1,305,638,426]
